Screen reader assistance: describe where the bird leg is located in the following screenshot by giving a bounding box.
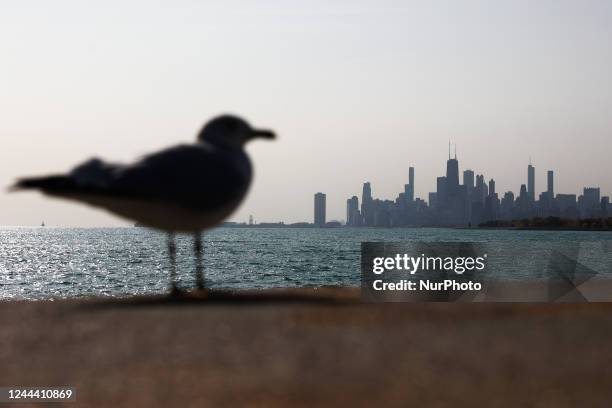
[167,233,180,295]
[194,232,205,291]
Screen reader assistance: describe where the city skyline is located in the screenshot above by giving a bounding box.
[338,145,608,227]
[307,146,608,225]
[248,145,609,226]
[1,1,611,226]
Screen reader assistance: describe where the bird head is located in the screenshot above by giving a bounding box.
[197,115,275,149]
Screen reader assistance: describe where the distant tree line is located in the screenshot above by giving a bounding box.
[478,216,612,230]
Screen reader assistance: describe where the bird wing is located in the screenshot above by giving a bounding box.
[111,144,251,211]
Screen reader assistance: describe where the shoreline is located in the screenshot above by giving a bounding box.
[4,225,610,231]
[460,226,612,231]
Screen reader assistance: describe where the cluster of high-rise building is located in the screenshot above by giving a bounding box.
[323,148,610,227]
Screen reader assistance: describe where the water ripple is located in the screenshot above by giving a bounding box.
[0,227,610,299]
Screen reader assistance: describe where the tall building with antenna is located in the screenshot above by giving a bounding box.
[446,142,459,198]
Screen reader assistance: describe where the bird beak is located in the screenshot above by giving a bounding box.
[250,129,276,140]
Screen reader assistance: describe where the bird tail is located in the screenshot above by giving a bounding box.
[9,175,76,193]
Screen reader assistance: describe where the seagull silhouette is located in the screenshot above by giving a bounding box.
[12,115,275,294]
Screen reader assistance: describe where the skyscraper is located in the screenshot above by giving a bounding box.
[314,192,326,227]
[489,179,495,197]
[527,163,535,202]
[581,187,601,218]
[475,174,486,203]
[547,170,554,198]
[362,182,372,202]
[602,196,610,218]
[428,192,438,209]
[557,194,577,219]
[407,167,415,202]
[436,177,447,207]
[346,196,360,226]
[361,182,374,226]
[446,154,459,198]
[463,170,474,193]
[501,191,515,220]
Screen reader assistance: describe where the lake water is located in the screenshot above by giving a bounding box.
[1,227,611,300]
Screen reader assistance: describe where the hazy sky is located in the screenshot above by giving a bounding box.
[1,0,611,226]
